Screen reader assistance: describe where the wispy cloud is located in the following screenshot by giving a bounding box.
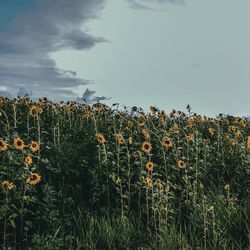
[127,0,185,10]
[0,0,106,100]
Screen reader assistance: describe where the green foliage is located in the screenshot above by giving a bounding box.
[0,97,250,249]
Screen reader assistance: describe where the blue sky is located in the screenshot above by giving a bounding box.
[0,0,250,117]
[0,0,39,31]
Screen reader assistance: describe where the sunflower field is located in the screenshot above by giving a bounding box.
[0,97,250,249]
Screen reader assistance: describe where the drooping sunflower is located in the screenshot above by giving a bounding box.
[30,141,40,152]
[14,137,25,150]
[178,160,186,169]
[2,180,15,190]
[141,141,152,154]
[142,129,150,140]
[162,137,172,149]
[26,173,41,185]
[96,133,106,145]
[146,161,154,172]
[146,177,153,187]
[29,105,39,117]
[0,139,8,151]
[25,155,33,165]
[115,134,125,144]
[224,184,230,190]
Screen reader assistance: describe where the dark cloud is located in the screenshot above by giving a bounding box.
[0,0,106,100]
[76,88,111,104]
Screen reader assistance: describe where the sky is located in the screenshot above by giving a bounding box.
[0,0,250,117]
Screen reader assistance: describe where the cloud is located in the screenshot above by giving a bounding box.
[76,88,111,104]
[0,0,106,100]
[127,0,185,10]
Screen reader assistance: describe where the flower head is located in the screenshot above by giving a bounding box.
[14,137,25,150]
[178,160,186,169]
[30,141,39,152]
[96,133,106,145]
[26,173,41,185]
[162,137,172,149]
[141,141,152,154]
[146,161,154,172]
[25,155,33,165]
[0,139,8,151]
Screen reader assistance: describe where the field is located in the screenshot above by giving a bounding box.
[0,97,249,249]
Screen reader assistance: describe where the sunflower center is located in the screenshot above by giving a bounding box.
[17,141,22,146]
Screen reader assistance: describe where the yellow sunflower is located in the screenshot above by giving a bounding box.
[128,136,133,145]
[146,161,154,172]
[0,139,8,151]
[2,180,15,190]
[142,129,150,140]
[115,134,125,144]
[224,184,230,190]
[29,105,39,117]
[146,177,153,187]
[141,141,152,154]
[162,137,172,149]
[247,136,250,149]
[30,141,40,152]
[208,127,215,135]
[26,173,42,185]
[178,160,186,169]
[25,155,33,165]
[137,120,144,127]
[14,137,25,150]
[186,134,193,142]
[96,133,106,145]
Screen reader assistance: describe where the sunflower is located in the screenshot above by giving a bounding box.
[142,129,150,140]
[30,141,40,152]
[25,155,33,164]
[137,120,144,127]
[141,141,152,154]
[162,137,172,149]
[127,121,132,127]
[2,180,15,190]
[128,136,133,145]
[247,136,250,149]
[240,119,247,127]
[29,105,39,117]
[178,160,186,169]
[115,134,125,144]
[208,205,214,212]
[14,137,25,150]
[229,139,237,146]
[224,184,230,190]
[26,173,41,185]
[37,107,43,114]
[186,134,193,141]
[235,130,241,138]
[208,127,215,135]
[146,161,154,172]
[0,139,8,151]
[187,119,193,128]
[146,177,153,187]
[96,133,106,144]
